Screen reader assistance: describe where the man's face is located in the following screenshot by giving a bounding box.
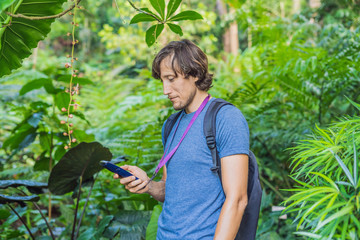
[160,57,198,111]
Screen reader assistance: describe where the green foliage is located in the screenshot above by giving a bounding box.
[0,194,40,204]
[146,204,162,240]
[283,102,360,239]
[0,0,67,77]
[0,0,16,12]
[128,0,203,46]
[1,0,360,239]
[48,142,112,195]
[0,180,47,193]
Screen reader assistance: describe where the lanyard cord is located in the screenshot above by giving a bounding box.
[146,95,211,185]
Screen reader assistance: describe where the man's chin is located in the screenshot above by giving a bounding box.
[172,103,184,111]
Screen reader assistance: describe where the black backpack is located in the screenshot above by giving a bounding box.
[163,98,262,240]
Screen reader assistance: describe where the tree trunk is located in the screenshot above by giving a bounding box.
[292,0,301,14]
[309,0,321,9]
[216,0,239,56]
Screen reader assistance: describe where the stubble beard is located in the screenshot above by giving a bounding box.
[173,89,197,111]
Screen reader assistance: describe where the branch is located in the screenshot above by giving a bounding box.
[5,0,82,20]
[126,0,163,23]
[8,204,35,240]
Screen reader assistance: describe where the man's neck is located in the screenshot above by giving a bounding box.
[185,91,210,114]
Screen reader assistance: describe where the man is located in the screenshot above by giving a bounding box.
[114,39,249,240]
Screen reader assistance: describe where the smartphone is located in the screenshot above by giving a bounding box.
[100,161,138,179]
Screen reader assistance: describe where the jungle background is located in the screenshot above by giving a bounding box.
[1,0,360,239]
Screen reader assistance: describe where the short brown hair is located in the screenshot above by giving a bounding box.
[152,39,213,91]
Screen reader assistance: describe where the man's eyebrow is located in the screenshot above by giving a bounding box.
[161,74,175,78]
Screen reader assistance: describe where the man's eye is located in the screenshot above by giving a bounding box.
[168,78,174,81]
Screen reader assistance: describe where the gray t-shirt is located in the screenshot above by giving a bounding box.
[157,98,249,240]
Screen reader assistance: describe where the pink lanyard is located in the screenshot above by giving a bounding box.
[149,95,211,182]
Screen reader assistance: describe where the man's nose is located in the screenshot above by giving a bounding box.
[163,81,171,95]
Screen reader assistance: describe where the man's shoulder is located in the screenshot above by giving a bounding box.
[215,103,247,122]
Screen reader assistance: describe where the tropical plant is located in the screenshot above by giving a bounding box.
[283,100,360,239]
[127,0,203,46]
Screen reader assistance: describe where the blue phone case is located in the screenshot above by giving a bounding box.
[100,161,138,179]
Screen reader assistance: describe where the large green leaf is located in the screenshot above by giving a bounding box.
[145,24,164,47]
[55,91,70,111]
[48,142,112,195]
[167,23,183,36]
[103,210,151,239]
[0,180,47,194]
[19,78,55,95]
[0,0,67,77]
[149,0,165,20]
[168,10,203,21]
[166,0,181,19]
[2,123,37,151]
[0,0,16,12]
[146,204,162,240]
[130,13,157,24]
[0,194,40,204]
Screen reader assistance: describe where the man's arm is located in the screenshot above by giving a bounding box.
[214,154,248,240]
[114,165,167,202]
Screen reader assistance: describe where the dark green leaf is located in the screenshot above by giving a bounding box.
[3,125,37,151]
[30,101,51,111]
[34,156,50,172]
[169,10,203,21]
[140,7,156,15]
[0,0,68,77]
[0,0,16,12]
[130,13,157,24]
[55,92,70,111]
[166,0,181,19]
[27,112,43,128]
[102,210,151,238]
[48,142,112,195]
[19,78,53,95]
[77,228,96,240]
[72,111,91,125]
[0,209,11,219]
[146,205,162,240]
[18,132,37,150]
[166,23,183,36]
[71,177,94,199]
[94,215,114,239]
[0,180,48,194]
[39,132,51,152]
[145,24,164,47]
[0,194,40,204]
[149,0,165,20]
[54,144,66,161]
[57,75,94,85]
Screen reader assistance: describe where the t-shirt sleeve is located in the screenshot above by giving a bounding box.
[215,105,249,158]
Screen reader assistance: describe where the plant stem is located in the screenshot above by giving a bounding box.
[75,173,99,239]
[126,0,163,23]
[48,130,54,224]
[71,176,83,240]
[260,175,285,200]
[33,202,55,240]
[5,0,82,20]
[7,204,35,240]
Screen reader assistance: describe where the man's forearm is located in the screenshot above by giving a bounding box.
[214,197,248,240]
[147,180,166,202]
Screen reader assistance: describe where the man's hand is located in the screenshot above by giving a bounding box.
[113,165,150,194]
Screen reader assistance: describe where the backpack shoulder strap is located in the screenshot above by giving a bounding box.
[203,98,233,176]
[163,110,183,145]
